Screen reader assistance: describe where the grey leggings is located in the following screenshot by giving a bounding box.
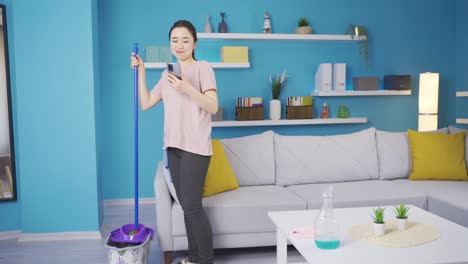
[167,147,213,264]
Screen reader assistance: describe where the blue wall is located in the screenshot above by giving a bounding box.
[99,0,457,200]
[0,0,465,233]
[456,0,468,126]
[4,0,100,233]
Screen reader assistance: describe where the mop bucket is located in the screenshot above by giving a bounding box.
[106,224,154,264]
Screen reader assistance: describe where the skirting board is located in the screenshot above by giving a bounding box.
[19,231,102,242]
[0,230,21,240]
[103,197,155,206]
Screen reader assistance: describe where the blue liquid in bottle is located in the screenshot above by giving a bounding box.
[314,186,340,250]
[315,239,340,250]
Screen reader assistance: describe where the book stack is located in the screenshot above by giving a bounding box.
[286,96,314,119]
[235,97,264,120]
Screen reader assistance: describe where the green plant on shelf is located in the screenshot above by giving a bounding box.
[269,70,289,100]
[394,204,409,219]
[345,24,369,69]
[372,207,385,224]
[297,17,309,27]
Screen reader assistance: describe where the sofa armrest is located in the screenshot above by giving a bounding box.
[154,161,173,251]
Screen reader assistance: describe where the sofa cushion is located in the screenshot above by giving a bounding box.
[286,180,427,210]
[220,131,275,186]
[449,125,468,167]
[407,130,468,181]
[275,128,379,186]
[204,139,239,197]
[376,128,450,180]
[376,130,411,180]
[171,185,306,236]
[392,179,468,227]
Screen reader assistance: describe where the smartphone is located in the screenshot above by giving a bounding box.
[167,63,182,80]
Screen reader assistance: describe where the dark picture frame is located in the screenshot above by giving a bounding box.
[0,4,17,202]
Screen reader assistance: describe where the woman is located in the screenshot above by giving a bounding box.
[130,20,218,264]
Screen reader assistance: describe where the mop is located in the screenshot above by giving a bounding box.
[106,43,154,264]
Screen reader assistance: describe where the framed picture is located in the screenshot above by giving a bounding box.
[0,4,16,201]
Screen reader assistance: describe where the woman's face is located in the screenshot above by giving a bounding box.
[170,27,197,62]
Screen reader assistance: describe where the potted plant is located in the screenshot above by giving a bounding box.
[269,70,289,120]
[394,204,410,231]
[345,24,369,69]
[295,17,312,34]
[372,207,385,236]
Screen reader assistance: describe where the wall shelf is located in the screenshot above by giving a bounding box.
[212,118,367,127]
[311,90,411,96]
[456,91,468,97]
[456,118,468,124]
[144,62,250,69]
[197,33,366,41]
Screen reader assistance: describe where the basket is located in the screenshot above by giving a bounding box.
[286,106,314,119]
[106,234,152,264]
[236,106,264,121]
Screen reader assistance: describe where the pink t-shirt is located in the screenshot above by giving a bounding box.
[151,61,217,156]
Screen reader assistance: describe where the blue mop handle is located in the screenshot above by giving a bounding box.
[133,43,139,231]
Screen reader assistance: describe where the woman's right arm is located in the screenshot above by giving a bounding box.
[130,53,162,111]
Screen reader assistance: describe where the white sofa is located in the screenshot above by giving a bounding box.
[154,126,468,263]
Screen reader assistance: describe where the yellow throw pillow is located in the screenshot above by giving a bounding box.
[203,139,239,197]
[408,129,468,181]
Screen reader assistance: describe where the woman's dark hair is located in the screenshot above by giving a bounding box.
[169,20,198,60]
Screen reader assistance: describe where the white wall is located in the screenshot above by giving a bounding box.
[0,26,10,156]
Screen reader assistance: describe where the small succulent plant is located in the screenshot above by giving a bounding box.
[372,207,385,224]
[297,17,309,27]
[394,204,409,219]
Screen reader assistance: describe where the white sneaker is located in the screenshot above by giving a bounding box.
[172,258,198,264]
[181,259,198,264]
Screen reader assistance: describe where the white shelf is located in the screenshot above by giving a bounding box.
[456,118,468,124]
[197,33,366,41]
[144,62,250,69]
[212,118,367,127]
[311,90,411,96]
[456,91,468,97]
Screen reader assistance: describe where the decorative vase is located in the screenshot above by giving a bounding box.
[373,223,385,236]
[270,99,281,120]
[337,105,349,118]
[396,218,408,231]
[218,12,227,33]
[295,26,312,34]
[204,15,212,33]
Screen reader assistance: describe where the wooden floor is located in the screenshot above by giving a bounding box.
[0,203,305,264]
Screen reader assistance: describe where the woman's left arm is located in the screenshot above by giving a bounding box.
[168,73,218,114]
[187,88,218,114]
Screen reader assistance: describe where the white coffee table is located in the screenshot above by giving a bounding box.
[268,205,468,264]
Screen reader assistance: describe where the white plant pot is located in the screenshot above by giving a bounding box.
[373,223,385,236]
[396,218,408,231]
[270,99,281,120]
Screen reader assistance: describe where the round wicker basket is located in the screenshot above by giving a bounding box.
[295,26,312,34]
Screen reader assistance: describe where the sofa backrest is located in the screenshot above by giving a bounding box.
[220,130,275,186]
[274,127,379,186]
[376,127,449,180]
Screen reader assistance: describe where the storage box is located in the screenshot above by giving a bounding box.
[236,107,264,121]
[384,75,411,90]
[286,106,314,119]
[353,77,379,91]
[212,107,224,121]
[146,46,173,63]
[221,46,249,63]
